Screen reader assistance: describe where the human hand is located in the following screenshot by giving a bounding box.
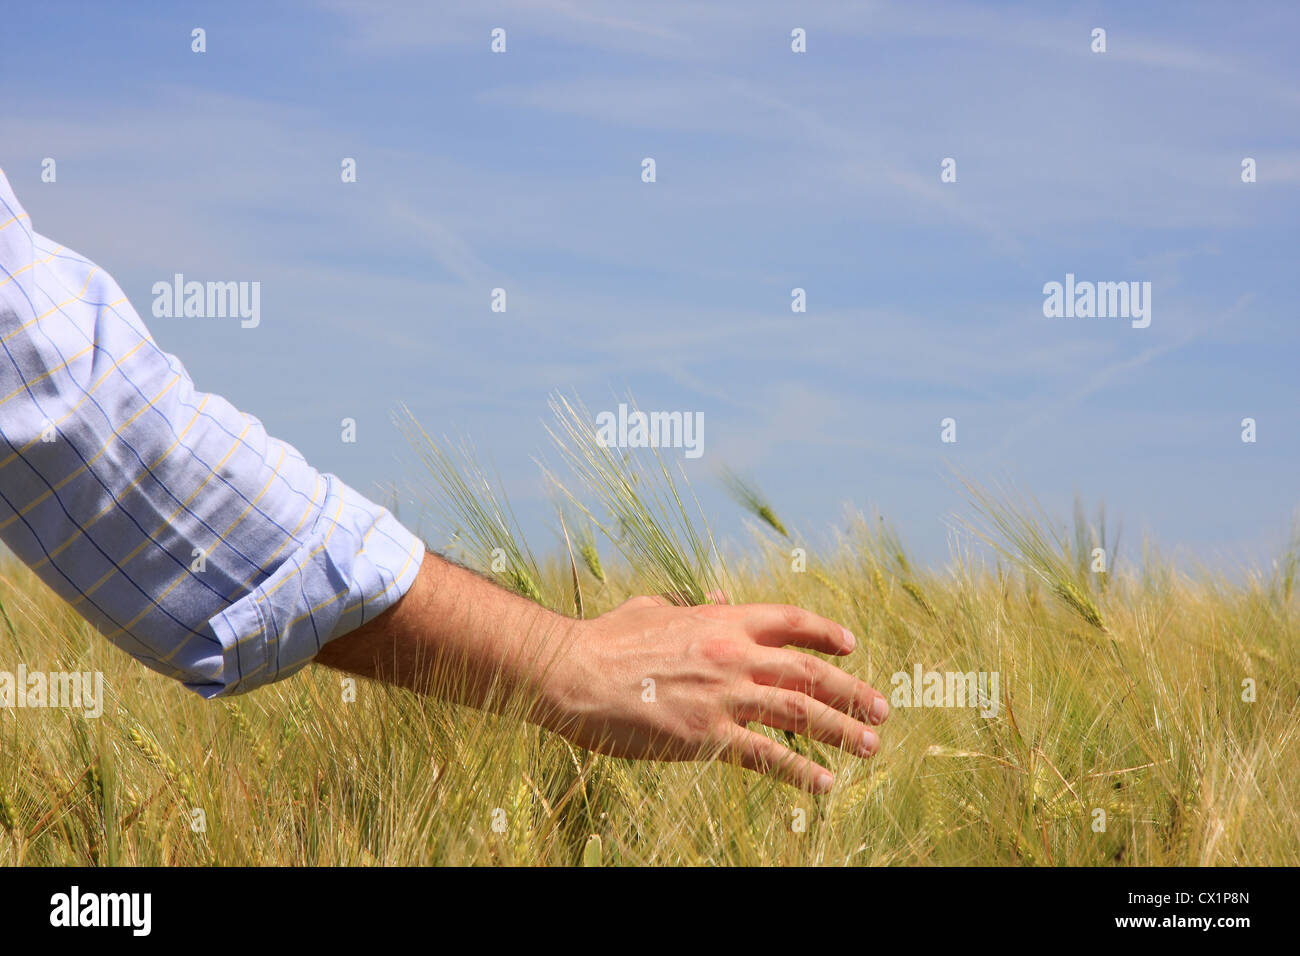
[538,594,889,794]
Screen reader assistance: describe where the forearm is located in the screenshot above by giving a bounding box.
[313,551,578,724]
[314,551,891,794]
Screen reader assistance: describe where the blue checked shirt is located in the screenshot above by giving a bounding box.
[0,169,424,697]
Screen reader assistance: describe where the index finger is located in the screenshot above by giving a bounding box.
[737,603,857,656]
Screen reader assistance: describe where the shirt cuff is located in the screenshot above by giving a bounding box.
[189,474,425,697]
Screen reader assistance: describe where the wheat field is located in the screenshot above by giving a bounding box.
[0,400,1296,867]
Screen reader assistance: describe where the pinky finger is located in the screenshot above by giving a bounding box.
[726,725,835,795]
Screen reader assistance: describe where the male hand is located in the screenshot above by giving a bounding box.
[540,594,888,794]
[316,554,888,794]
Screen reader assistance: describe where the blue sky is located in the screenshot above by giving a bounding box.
[3,1,1297,572]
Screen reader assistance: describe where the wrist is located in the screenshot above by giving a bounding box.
[527,613,592,733]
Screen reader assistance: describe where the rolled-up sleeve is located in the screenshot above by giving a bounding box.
[0,169,424,697]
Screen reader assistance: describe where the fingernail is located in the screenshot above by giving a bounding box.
[869,695,890,725]
[859,730,879,756]
[815,772,834,793]
[841,627,856,652]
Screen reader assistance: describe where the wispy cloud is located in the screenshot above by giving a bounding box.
[1,0,1294,566]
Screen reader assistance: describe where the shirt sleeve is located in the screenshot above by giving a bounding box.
[0,169,425,698]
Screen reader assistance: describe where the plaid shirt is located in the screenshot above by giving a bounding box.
[0,169,423,697]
